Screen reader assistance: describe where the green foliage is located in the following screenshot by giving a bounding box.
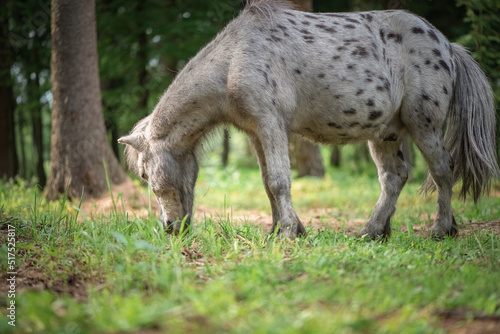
[96,0,242,141]
[1,167,499,333]
[456,0,500,160]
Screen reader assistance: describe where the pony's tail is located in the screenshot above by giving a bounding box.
[432,44,499,202]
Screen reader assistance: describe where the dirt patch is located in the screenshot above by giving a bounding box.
[0,260,103,300]
[79,180,500,237]
[439,309,500,334]
[79,178,160,220]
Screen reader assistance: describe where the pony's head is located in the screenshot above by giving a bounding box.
[119,117,198,233]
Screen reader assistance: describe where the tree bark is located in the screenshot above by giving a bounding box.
[0,8,19,179]
[29,36,47,187]
[330,146,341,167]
[46,0,125,200]
[221,128,230,168]
[289,0,325,178]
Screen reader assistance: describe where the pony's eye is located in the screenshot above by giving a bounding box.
[141,172,148,180]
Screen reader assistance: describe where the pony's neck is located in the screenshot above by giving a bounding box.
[148,68,229,155]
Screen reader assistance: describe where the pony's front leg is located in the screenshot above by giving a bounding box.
[256,124,306,238]
[359,140,409,240]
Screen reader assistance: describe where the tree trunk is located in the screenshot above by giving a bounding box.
[0,9,19,179]
[29,71,47,187]
[221,128,230,168]
[289,0,325,178]
[46,0,125,200]
[297,140,325,177]
[29,36,47,187]
[330,146,341,167]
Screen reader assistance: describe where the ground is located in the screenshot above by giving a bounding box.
[1,177,499,333]
[75,179,500,333]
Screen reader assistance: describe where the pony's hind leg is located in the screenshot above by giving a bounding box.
[411,131,458,238]
[359,140,409,240]
[254,122,306,238]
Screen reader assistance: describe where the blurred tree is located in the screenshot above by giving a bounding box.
[46,0,125,200]
[0,4,18,179]
[3,0,52,184]
[457,0,500,161]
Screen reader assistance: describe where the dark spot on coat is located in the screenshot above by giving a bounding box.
[277,24,288,31]
[425,60,431,65]
[432,49,441,57]
[318,73,325,78]
[379,28,386,43]
[300,29,311,34]
[425,117,432,124]
[368,110,383,120]
[334,94,343,99]
[344,38,359,44]
[294,69,302,74]
[412,27,424,34]
[325,13,345,18]
[328,122,342,129]
[343,108,357,115]
[366,99,375,107]
[332,55,341,60]
[302,35,315,43]
[443,86,448,95]
[345,24,356,29]
[428,30,439,43]
[288,18,297,25]
[304,14,316,20]
[439,59,451,74]
[356,89,364,96]
[422,93,430,101]
[346,18,360,24]
[316,24,336,33]
[352,46,369,57]
[301,21,311,25]
[376,86,385,91]
[409,48,415,54]
[337,46,347,52]
[348,122,360,127]
[387,33,402,43]
[269,35,282,42]
[366,14,373,22]
[347,64,356,70]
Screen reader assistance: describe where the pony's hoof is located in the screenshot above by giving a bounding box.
[358,220,391,241]
[430,216,458,240]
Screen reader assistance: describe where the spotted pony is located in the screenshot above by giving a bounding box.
[119,0,499,239]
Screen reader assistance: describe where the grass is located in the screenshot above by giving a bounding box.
[1,151,499,333]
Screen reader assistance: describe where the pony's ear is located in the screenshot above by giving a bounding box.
[118,133,145,152]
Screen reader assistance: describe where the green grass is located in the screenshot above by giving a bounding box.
[1,161,499,333]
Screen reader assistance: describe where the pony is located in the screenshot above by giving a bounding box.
[119,0,499,239]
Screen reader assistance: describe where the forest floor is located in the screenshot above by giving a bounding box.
[2,166,499,333]
[74,174,500,333]
[81,177,500,238]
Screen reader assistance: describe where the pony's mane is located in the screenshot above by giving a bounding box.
[244,0,296,20]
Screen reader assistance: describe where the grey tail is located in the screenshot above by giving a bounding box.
[425,44,500,202]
